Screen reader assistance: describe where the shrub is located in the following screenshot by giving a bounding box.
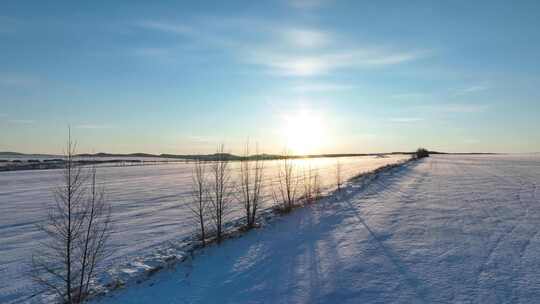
[415,148,430,159]
[272,152,299,213]
[238,142,264,229]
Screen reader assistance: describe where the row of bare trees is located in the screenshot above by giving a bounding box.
[189,145,345,245]
[32,132,112,304]
[32,135,346,303]
[189,143,264,244]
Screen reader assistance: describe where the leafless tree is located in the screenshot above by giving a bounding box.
[188,159,208,245]
[313,170,321,200]
[336,159,343,191]
[238,142,264,229]
[273,152,299,212]
[75,166,111,302]
[32,130,112,303]
[208,144,232,241]
[302,164,321,204]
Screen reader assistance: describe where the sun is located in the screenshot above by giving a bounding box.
[281,110,326,155]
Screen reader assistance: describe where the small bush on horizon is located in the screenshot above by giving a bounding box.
[415,148,430,159]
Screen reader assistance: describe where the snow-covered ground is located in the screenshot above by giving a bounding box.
[92,154,540,304]
[0,155,407,304]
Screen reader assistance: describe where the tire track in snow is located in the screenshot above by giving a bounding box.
[341,160,431,303]
[449,160,520,302]
[516,181,538,259]
[465,160,538,303]
[427,158,531,302]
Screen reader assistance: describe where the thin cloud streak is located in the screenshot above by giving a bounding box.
[8,119,34,124]
[292,83,355,92]
[134,19,430,77]
[454,84,490,96]
[287,0,331,9]
[388,117,424,123]
[137,20,194,35]
[419,103,489,113]
[75,124,113,130]
[246,48,429,76]
[391,93,431,100]
[281,28,331,48]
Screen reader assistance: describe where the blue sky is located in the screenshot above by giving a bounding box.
[1,0,539,154]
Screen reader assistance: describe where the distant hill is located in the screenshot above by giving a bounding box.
[0,151,60,158]
[0,152,26,156]
[1,150,503,161]
[77,152,157,158]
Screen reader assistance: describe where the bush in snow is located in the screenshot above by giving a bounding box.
[302,164,321,204]
[272,152,299,213]
[415,148,430,159]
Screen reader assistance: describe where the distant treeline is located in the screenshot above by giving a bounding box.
[76,152,402,161]
[0,152,391,172]
[0,159,151,172]
[0,150,501,172]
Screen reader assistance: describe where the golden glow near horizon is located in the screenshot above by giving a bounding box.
[281,109,326,155]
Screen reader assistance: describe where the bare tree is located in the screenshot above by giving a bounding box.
[273,152,299,212]
[302,164,321,204]
[32,130,112,303]
[208,144,232,241]
[75,166,111,302]
[313,170,321,200]
[336,159,343,191]
[238,142,264,229]
[188,159,208,245]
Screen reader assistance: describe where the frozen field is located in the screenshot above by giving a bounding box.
[0,155,407,304]
[93,155,540,304]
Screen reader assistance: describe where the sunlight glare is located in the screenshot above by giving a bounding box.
[282,110,326,155]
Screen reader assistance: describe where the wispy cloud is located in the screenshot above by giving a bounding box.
[292,83,355,92]
[454,84,489,96]
[75,124,113,129]
[388,117,424,123]
[287,0,331,9]
[137,20,194,35]
[390,93,430,100]
[130,47,172,58]
[246,48,428,76]
[281,28,331,48]
[8,119,34,124]
[440,104,488,113]
[133,19,430,77]
[420,103,488,114]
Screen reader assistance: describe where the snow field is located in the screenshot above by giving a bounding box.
[92,155,540,304]
[0,155,407,303]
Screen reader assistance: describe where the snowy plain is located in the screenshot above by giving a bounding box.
[0,155,407,304]
[90,154,540,304]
